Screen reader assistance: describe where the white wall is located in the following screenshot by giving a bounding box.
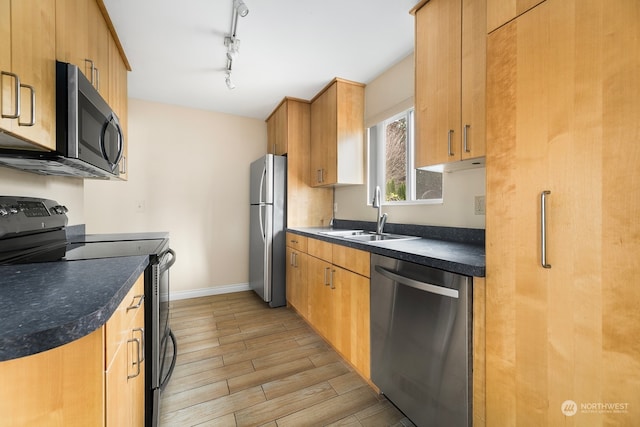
[335,53,486,229]
[84,98,266,296]
[0,167,85,224]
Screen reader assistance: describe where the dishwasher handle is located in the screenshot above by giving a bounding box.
[374,265,459,299]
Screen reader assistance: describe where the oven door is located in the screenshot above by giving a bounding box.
[149,248,177,427]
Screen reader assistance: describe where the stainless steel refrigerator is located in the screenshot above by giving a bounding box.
[249,154,287,307]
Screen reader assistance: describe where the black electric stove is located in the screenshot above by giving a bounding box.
[64,239,168,261]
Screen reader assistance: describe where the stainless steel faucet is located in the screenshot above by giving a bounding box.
[372,186,388,235]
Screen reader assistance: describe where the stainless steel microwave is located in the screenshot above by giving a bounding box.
[0,61,124,179]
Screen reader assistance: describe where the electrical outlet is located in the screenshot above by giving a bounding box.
[474,196,485,215]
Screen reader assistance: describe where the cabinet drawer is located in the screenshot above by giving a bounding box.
[308,237,332,262]
[286,232,307,252]
[105,274,144,368]
[333,245,370,278]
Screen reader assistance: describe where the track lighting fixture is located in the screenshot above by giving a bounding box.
[224,0,249,89]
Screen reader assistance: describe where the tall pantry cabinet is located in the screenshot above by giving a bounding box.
[485,0,640,425]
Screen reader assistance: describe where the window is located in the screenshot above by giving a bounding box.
[368,109,443,204]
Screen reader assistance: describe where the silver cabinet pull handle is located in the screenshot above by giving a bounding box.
[324,267,330,286]
[17,84,35,127]
[330,269,335,289]
[447,129,454,156]
[126,294,144,311]
[84,59,95,85]
[463,124,470,153]
[541,191,551,269]
[127,337,141,379]
[95,67,100,91]
[293,252,298,268]
[1,71,20,119]
[133,327,145,363]
[119,155,127,174]
[290,251,294,266]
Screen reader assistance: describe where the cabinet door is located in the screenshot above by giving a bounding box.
[9,0,56,149]
[267,100,288,155]
[486,0,640,425]
[414,0,462,167]
[286,247,308,319]
[88,0,110,100]
[348,268,370,380]
[130,306,146,427]
[55,0,90,75]
[108,36,129,179]
[461,0,486,160]
[310,83,337,186]
[307,255,333,340]
[0,329,104,426]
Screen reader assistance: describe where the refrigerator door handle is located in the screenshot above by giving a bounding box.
[259,203,266,241]
[259,165,267,204]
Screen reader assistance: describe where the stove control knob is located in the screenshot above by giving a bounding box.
[9,206,19,214]
[0,208,8,216]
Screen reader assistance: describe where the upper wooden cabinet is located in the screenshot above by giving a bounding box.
[412,0,486,169]
[485,0,640,424]
[267,97,333,226]
[486,0,545,33]
[309,78,365,187]
[266,99,288,155]
[108,36,129,179]
[0,0,56,151]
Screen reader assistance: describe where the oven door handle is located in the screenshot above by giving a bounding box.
[159,330,177,391]
[159,248,176,270]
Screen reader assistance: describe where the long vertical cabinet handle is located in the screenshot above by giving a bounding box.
[324,267,330,286]
[329,269,335,289]
[541,191,551,269]
[463,124,471,153]
[447,129,454,156]
[1,71,20,119]
[17,84,35,126]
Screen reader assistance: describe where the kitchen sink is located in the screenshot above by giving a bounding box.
[345,233,421,243]
[318,229,366,237]
[318,229,420,243]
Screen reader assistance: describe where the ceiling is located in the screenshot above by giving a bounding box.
[102,0,419,120]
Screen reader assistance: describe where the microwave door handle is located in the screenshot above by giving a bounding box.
[100,114,124,170]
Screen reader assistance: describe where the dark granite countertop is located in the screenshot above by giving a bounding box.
[0,256,149,361]
[288,220,485,277]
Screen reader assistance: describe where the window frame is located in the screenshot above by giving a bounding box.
[368,108,443,206]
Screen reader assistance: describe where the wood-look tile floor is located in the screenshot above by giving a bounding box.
[160,291,414,427]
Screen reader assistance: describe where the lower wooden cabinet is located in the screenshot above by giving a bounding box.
[286,245,308,319]
[304,237,371,380]
[105,274,145,427]
[0,273,145,427]
[0,328,104,427]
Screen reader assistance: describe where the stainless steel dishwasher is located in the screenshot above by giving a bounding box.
[370,254,472,427]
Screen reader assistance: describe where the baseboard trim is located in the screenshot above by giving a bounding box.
[171,283,251,301]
